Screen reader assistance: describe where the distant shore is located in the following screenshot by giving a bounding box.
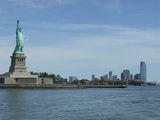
[82,85,127,88]
[0,84,127,89]
[0,84,84,89]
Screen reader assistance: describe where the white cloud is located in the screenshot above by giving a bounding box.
[4,0,79,8]
[26,22,160,47]
[42,23,129,30]
[0,0,122,11]
[93,0,122,13]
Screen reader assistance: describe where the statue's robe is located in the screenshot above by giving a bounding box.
[14,28,25,53]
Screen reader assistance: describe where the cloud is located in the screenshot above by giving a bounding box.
[24,22,160,46]
[92,0,122,13]
[0,0,122,11]
[4,0,79,8]
[39,23,129,30]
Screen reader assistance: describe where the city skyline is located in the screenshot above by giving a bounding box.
[0,0,160,81]
[76,61,147,82]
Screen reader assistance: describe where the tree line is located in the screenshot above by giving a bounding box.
[31,72,63,83]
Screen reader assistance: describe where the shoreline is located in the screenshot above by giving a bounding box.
[0,84,127,89]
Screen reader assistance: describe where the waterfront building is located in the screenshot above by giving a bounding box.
[94,78,100,81]
[69,76,78,82]
[140,61,147,82]
[134,74,141,80]
[121,73,124,80]
[130,74,133,80]
[100,74,108,81]
[109,71,112,80]
[121,70,130,81]
[62,78,68,83]
[92,74,95,81]
[112,75,118,80]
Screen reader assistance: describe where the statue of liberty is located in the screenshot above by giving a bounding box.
[14,20,26,54]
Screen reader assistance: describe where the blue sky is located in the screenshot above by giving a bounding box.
[0,0,160,81]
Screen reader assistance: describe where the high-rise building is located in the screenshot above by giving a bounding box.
[100,74,108,80]
[112,75,118,80]
[134,74,141,80]
[140,61,147,82]
[130,74,133,80]
[92,74,95,81]
[121,70,130,81]
[121,73,124,80]
[69,76,78,82]
[109,71,112,80]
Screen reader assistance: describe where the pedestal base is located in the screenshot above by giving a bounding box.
[9,53,27,73]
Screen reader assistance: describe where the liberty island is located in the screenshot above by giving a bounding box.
[0,21,57,88]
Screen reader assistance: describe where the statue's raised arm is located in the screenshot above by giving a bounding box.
[14,20,26,54]
[17,20,19,29]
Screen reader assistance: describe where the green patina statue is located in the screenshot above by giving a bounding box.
[14,20,26,54]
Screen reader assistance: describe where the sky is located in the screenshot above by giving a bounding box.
[0,0,160,81]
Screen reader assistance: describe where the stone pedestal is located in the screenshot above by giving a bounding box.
[0,53,53,85]
[9,53,27,73]
[0,53,38,84]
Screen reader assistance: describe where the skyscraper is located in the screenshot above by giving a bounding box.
[122,70,130,81]
[92,74,95,81]
[100,74,108,80]
[69,76,78,82]
[121,73,124,80]
[109,71,112,80]
[112,75,118,80]
[134,74,141,80]
[140,61,147,82]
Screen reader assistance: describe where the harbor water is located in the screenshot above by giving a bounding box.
[0,86,160,120]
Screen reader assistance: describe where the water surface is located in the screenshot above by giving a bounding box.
[0,86,160,120]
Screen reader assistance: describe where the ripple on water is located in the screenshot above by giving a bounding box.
[0,87,160,120]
